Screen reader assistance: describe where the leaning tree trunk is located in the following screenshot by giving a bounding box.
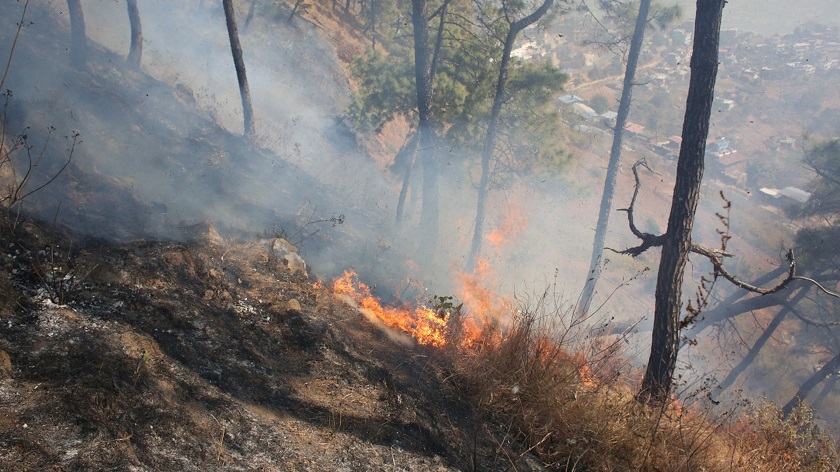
[465,0,554,271]
[66,0,87,67]
[126,0,143,69]
[714,286,810,397]
[222,0,255,138]
[411,0,439,254]
[782,351,840,417]
[637,0,726,405]
[577,0,651,316]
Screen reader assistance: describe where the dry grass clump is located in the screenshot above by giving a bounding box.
[724,401,839,471]
[443,294,839,471]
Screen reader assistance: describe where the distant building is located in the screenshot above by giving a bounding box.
[559,94,583,105]
[759,186,812,206]
[706,136,731,154]
[779,187,812,204]
[572,102,599,121]
[601,110,618,127]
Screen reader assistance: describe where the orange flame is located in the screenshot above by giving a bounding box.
[456,259,513,322]
[485,203,526,249]
[332,270,448,347]
[578,364,598,389]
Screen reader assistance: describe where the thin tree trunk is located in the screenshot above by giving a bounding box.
[714,287,810,396]
[126,0,143,69]
[411,0,439,254]
[465,0,554,271]
[811,372,838,411]
[66,0,87,67]
[396,132,419,222]
[782,352,840,417]
[223,0,255,137]
[289,0,306,21]
[244,0,258,30]
[369,0,377,49]
[577,0,651,316]
[637,0,726,405]
[429,0,451,83]
[684,269,828,339]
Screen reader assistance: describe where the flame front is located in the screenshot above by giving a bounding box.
[332,270,448,347]
[578,364,598,389]
[485,202,526,249]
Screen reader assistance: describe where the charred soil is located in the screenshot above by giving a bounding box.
[0,218,547,471]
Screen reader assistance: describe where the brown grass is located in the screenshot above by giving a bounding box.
[441,293,840,471]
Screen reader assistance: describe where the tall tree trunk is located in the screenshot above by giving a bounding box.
[126,0,143,69]
[577,0,651,316]
[396,132,419,222]
[66,0,87,67]
[782,351,840,417]
[465,0,554,271]
[223,0,255,138]
[394,0,448,224]
[429,0,451,83]
[714,287,810,396]
[411,0,439,254]
[637,0,726,405]
[369,0,377,49]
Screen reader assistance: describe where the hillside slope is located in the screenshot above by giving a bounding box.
[0,219,547,470]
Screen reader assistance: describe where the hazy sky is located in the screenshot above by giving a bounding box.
[674,0,839,35]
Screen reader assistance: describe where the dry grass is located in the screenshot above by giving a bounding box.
[442,292,840,471]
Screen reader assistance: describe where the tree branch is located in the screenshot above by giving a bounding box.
[618,160,840,299]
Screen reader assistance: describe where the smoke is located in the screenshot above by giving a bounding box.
[6,1,838,428]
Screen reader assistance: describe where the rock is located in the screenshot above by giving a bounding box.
[286,299,302,312]
[182,221,224,246]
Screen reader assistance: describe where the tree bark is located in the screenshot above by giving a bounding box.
[126,0,143,69]
[577,0,651,316]
[465,0,554,271]
[411,0,439,254]
[637,0,726,405]
[66,0,87,67]
[223,0,255,138]
[782,351,840,417]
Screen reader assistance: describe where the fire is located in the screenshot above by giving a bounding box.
[332,270,448,347]
[578,363,598,389]
[484,202,526,249]
[456,259,507,320]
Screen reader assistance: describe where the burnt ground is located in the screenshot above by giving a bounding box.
[0,219,549,471]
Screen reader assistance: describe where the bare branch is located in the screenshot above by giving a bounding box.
[614,160,664,256]
[619,160,840,300]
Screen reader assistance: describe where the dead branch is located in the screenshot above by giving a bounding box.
[616,160,840,300]
[611,160,664,256]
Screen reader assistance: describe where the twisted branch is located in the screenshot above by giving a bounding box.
[615,160,840,299]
